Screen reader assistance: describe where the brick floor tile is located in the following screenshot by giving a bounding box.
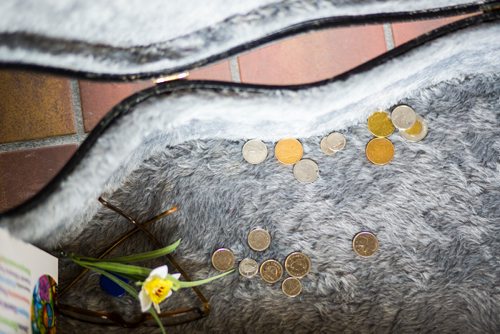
[0,70,76,144]
[238,25,386,85]
[188,61,232,81]
[0,144,78,213]
[79,80,152,132]
[391,15,472,46]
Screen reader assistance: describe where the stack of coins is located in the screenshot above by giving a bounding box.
[320,132,346,156]
[275,138,319,184]
[365,105,428,165]
[211,228,312,297]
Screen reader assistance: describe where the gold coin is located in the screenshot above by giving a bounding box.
[365,137,394,165]
[274,138,303,165]
[281,277,302,297]
[367,111,395,137]
[352,232,379,257]
[400,115,428,142]
[259,259,283,284]
[211,248,235,272]
[284,252,311,278]
[247,228,271,252]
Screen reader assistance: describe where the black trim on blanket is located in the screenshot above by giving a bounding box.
[0,9,499,217]
[0,1,497,81]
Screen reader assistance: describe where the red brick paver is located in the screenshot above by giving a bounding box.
[239,25,387,85]
[0,145,78,212]
[0,70,76,143]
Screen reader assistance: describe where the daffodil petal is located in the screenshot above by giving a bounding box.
[139,289,152,313]
[172,273,181,280]
[153,302,161,314]
[166,290,173,298]
[150,265,169,279]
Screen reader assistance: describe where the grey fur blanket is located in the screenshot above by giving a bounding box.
[0,7,499,334]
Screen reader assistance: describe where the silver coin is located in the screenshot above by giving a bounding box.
[326,132,346,151]
[293,159,319,183]
[320,137,335,155]
[238,258,259,278]
[242,139,268,164]
[391,105,417,130]
[400,115,428,142]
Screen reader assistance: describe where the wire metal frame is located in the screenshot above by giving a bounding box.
[57,197,210,328]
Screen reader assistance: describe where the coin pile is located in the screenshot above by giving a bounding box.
[211,228,311,297]
[365,104,428,165]
[242,132,346,184]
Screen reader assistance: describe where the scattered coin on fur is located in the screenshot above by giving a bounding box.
[282,277,302,297]
[248,228,271,252]
[400,115,428,142]
[284,252,311,278]
[260,259,283,284]
[242,139,268,164]
[293,159,319,183]
[239,258,259,278]
[367,111,395,137]
[275,138,303,165]
[326,132,346,151]
[352,232,379,257]
[365,137,394,165]
[391,105,417,130]
[211,248,235,272]
[320,137,335,156]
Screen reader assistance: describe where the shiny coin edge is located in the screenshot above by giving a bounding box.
[284,252,312,278]
[238,258,259,278]
[281,277,303,297]
[211,248,236,272]
[352,231,379,257]
[247,228,271,252]
[259,259,283,284]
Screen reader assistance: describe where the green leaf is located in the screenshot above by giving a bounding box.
[168,269,235,290]
[77,239,181,264]
[148,308,167,334]
[82,264,166,334]
[73,259,151,278]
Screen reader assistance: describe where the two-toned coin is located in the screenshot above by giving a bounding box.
[275,138,303,165]
[281,277,302,297]
[293,159,319,183]
[242,139,268,164]
[400,115,428,142]
[367,111,395,138]
[239,258,259,278]
[260,259,283,284]
[365,137,394,165]
[284,252,311,278]
[391,105,417,130]
[211,248,236,272]
[248,228,271,252]
[352,232,379,257]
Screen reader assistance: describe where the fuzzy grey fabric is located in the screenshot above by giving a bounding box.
[0,18,498,334]
[54,73,500,333]
[0,0,479,75]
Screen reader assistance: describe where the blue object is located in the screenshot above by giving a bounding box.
[99,274,130,297]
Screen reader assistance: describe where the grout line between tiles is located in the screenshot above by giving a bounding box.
[383,23,395,51]
[70,79,87,138]
[229,57,242,83]
[0,134,85,153]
